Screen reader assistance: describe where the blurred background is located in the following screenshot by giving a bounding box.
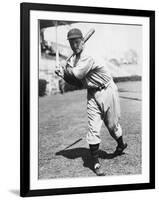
[39,20,142,96]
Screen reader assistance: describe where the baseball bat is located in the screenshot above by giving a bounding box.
[66,28,95,62]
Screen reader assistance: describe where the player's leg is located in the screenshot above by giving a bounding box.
[103,82,127,154]
[87,96,105,176]
[104,113,127,155]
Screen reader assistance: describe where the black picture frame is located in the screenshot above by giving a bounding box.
[20,2,155,197]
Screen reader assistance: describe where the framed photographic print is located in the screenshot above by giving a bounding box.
[20,2,155,197]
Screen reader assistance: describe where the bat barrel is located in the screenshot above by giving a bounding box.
[84,28,95,43]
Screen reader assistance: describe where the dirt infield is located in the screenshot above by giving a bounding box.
[38,81,142,179]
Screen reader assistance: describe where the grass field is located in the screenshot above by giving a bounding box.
[38,81,142,179]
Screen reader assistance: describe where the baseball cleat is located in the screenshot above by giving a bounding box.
[114,143,127,155]
[94,163,106,176]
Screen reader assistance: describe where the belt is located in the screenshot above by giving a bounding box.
[97,81,113,91]
[98,84,107,91]
[88,83,109,92]
[88,80,113,92]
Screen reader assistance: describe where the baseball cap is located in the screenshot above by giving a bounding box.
[67,28,83,40]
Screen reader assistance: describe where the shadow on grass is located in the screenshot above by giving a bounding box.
[56,148,118,173]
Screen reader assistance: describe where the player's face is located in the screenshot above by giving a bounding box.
[69,38,84,54]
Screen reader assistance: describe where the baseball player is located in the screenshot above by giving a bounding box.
[55,28,127,176]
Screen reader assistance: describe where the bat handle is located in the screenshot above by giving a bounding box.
[66,53,75,62]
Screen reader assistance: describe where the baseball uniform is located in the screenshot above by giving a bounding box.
[56,28,127,176]
[68,49,122,145]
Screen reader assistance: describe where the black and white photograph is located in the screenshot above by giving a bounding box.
[20,3,155,197]
[39,20,142,179]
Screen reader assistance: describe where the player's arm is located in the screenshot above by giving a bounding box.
[72,55,94,80]
[63,63,83,87]
[55,62,83,87]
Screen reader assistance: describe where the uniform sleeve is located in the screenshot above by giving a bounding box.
[63,64,83,87]
[72,55,94,80]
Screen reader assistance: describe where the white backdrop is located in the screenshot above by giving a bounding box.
[0,0,158,199]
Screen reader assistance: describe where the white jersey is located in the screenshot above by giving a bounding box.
[70,49,112,89]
